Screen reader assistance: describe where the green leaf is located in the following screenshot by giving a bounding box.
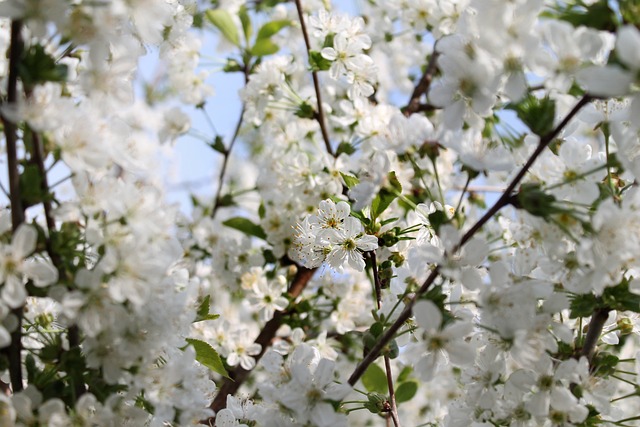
[336,141,356,156]
[543,0,617,31]
[591,352,619,378]
[340,172,359,189]
[395,380,418,403]
[294,101,315,119]
[223,58,244,73]
[256,20,290,41]
[362,363,387,393]
[210,135,226,153]
[194,295,220,322]
[506,95,556,137]
[19,44,68,89]
[371,172,402,219]
[601,278,640,313]
[238,6,252,42]
[206,9,240,46]
[621,1,640,27]
[185,338,230,378]
[569,293,599,319]
[369,322,384,338]
[309,50,332,71]
[223,217,267,240]
[513,183,560,219]
[397,366,413,383]
[250,38,279,56]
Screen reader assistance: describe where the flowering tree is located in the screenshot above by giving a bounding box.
[1,0,640,425]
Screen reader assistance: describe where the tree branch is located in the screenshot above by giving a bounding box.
[206,266,316,420]
[294,0,334,157]
[348,95,593,386]
[1,19,25,394]
[580,308,610,362]
[403,48,439,117]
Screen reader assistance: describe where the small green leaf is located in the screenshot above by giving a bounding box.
[395,380,418,403]
[223,217,267,240]
[591,352,619,378]
[194,295,220,322]
[513,183,560,219]
[238,6,252,42]
[185,338,230,378]
[210,135,226,153]
[371,172,402,219]
[294,101,315,119]
[250,38,279,56]
[19,44,68,89]
[309,50,332,71]
[362,363,387,393]
[336,141,356,156]
[621,1,640,27]
[543,0,617,31]
[506,95,556,137]
[369,322,384,338]
[223,58,244,73]
[397,366,413,383]
[206,9,240,46]
[256,20,290,41]
[601,278,640,313]
[340,172,359,189]
[569,293,599,319]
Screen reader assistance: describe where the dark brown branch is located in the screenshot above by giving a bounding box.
[294,0,334,157]
[580,308,610,362]
[348,95,593,386]
[4,20,24,230]
[403,49,439,117]
[206,266,316,421]
[1,19,25,394]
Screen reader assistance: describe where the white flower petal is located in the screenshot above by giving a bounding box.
[414,300,442,331]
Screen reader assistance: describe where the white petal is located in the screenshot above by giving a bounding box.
[617,25,640,70]
[577,65,632,97]
[12,225,36,258]
[0,326,10,347]
[356,235,378,251]
[23,259,58,287]
[1,275,26,308]
[414,300,442,331]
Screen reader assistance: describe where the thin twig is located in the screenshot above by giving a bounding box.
[369,251,401,427]
[206,266,316,422]
[294,0,334,157]
[211,105,245,217]
[404,47,439,117]
[348,95,593,386]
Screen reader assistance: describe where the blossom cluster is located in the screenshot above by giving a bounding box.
[3,0,640,427]
[290,199,378,272]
